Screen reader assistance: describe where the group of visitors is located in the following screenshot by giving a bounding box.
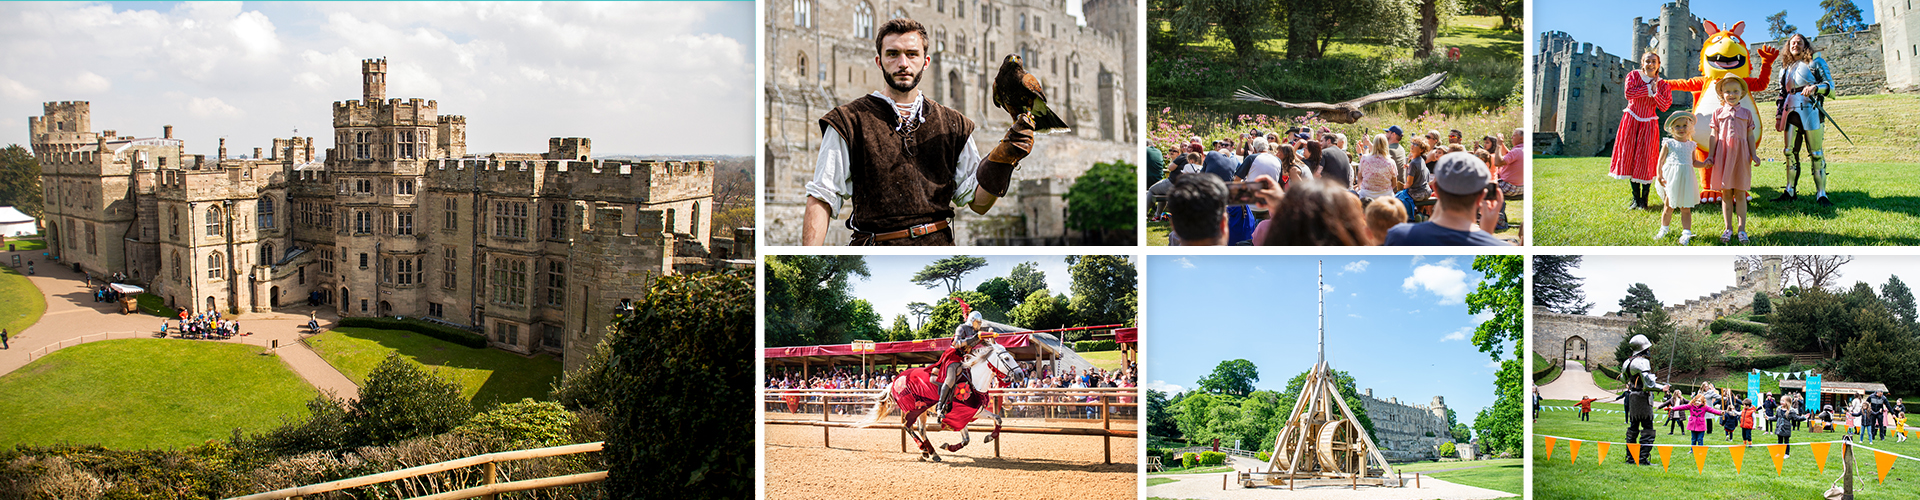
[1150,125,1521,246]
[763,359,1138,420]
[160,310,242,340]
[1634,384,1909,455]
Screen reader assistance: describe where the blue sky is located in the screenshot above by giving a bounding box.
[1146,255,1503,426]
[0,2,754,156]
[1537,0,1878,61]
[849,255,1132,326]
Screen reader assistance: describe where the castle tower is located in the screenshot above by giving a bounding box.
[362,58,388,104]
[1762,256,1783,294]
[1430,396,1448,422]
[1884,0,1920,92]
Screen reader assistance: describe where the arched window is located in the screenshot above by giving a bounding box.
[262,243,276,265]
[208,251,224,279]
[689,202,701,236]
[855,3,874,38]
[172,251,182,279]
[206,206,223,237]
[170,207,180,238]
[949,70,966,108]
[258,197,276,229]
[798,52,809,78]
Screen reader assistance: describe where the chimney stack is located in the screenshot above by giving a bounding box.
[253,147,263,159]
[305,137,314,162]
[163,125,173,139]
[218,138,227,159]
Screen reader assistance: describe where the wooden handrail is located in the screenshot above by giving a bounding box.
[227,442,605,500]
[407,471,609,500]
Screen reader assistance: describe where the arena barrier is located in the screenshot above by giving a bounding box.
[764,387,1139,464]
[225,442,606,500]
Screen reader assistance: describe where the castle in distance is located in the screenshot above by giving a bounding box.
[31,58,749,371]
[1534,256,1785,365]
[1357,389,1461,461]
[1533,0,1920,155]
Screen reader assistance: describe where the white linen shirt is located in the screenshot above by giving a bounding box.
[805,91,985,216]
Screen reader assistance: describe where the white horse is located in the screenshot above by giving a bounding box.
[854,341,1027,461]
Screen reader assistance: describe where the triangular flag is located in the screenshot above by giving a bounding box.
[1693,445,1708,473]
[1659,445,1673,472]
[1597,442,1611,466]
[1570,440,1583,464]
[1768,444,1786,475]
[1812,442,1831,473]
[1544,436,1556,460]
[1730,445,1745,473]
[1628,443,1642,464]
[1875,450,1895,484]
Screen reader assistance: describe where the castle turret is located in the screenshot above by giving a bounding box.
[362,58,388,104]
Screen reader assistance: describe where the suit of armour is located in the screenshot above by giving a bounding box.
[1777,57,1833,201]
[1621,353,1665,465]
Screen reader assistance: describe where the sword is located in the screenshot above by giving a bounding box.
[1819,105,1853,145]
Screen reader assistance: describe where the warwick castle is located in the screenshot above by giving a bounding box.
[1533,0,1920,155]
[31,58,749,371]
[1534,256,1784,364]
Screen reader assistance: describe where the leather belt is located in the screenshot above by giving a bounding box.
[861,220,950,242]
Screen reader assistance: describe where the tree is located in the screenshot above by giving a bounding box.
[1007,261,1048,304]
[1279,367,1375,440]
[605,270,752,498]
[0,145,41,219]
[1652,327,1721,373]
[917,291,1002,339]
[887,314,913,342]
[1534,256,1594,315]
[1766,10,1798,40]
[1451,423,1472,443]
[1619,283,1662,315]
[765,255,871,346]
[1148,389,1182,440]
[1818,0,1867,34]
[1160,0,1282,60]
[1770,287,1886,359]
[912,255,988,295]
[1782,255,1852,291]
[1438,441,1457,457]
[351,355,474,448]
[975,277,1019,312]
[1881,275,1916,327]
[1753,291,1774,315]
[1008,290,1071,331]
[1199,359,1260,397]
[907,302,932,330]
[844,299,883,341]
[1626,307,1675,348]
[1468,255,1524,457]
[1065,160,1137,244]
[1067,255,1138,328]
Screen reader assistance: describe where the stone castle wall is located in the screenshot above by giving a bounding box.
[1752,25,1887,97]
[1358,391,1452,462]
[1534,257,1782,362]
[1533,31,1631,156]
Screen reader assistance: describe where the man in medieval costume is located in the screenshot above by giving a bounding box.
[1613,334,1669,465]
[1773,33,1835,206]
[801,18,1037,245]
[936,310,990,420]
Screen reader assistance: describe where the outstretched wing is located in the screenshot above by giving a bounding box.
[1337,71,1450,108]
[1232,87,1342,113]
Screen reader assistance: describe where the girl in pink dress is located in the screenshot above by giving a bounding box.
[1709,76,1760,243]
[1610,52,1672,210]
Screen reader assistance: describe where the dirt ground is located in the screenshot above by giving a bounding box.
[763,418,1138,500]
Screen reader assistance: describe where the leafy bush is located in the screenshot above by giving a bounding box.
[1073,339,1119,352]
[1256,451,1270,462]
[455,399,576,449]
[338,317,487,348]
[1199,451,1227,466]
[1183,452,1200,468]
[1753,292,1773,314]
[1439,441,1457,458]
[1709,318,1768,335]
[351,355,474,448]
[250,392,354,456]
[1064,160,1138,239]
[605,271,752,499]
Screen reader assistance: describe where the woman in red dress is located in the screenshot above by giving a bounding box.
[1609,52,1673,210]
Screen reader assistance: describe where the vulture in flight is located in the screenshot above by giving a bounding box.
[1232,72,1450,124]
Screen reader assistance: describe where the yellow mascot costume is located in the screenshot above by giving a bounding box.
[1660,20,1778,203]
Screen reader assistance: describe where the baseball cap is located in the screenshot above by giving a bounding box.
[1386,125,1404,137]
[1433,152,1491,196]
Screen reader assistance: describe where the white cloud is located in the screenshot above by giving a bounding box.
[1174,257,1195,269]
[1148,380,1185,393]
[1441,326,1471,342]
[1471,310,1496,323]
[1485,360,1502,368]
[1254,266,1266,274]
[1322,283,1336,293]
[1404,261,1472,305]
[185,96,242,118]
[68,72,111,93]
[1344,260,1370,274]
[0,77,37,101]
[1348,313,1362,318]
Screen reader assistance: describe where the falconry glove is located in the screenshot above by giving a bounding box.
[977,113,1036,197]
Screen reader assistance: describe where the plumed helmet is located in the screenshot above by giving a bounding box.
[1629,334,1652,353]
[968,311,984,324]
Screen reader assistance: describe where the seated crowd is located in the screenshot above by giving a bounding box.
[764,359,1138,420]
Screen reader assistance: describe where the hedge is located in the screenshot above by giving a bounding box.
[1199,451,1228,466]
[1596,363,1621,380]
[338,317,488,348]
[1183,452,1200,468]
[1073,340,1119,352]
[1746,314,1769,324]
[1709,318,1768,335]
[1256,451,1270,462]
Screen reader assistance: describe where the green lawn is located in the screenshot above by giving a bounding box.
[134,292,178,318]
[1407,458,1523,494]
[0,339,315,449]
[1535,94,1920,246]
[5,237,45,252]
[1149,465,1236,475]
[1078,349,1128,372]
[0,263,45,336]
[1535,398,1920,499]
[1594,368,1625,391]
[307,327,562,408]
[1146,477,1179,487]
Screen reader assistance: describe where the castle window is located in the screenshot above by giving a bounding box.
[442,246,457,290]
[1571,88,1581,99]
[548,202,566,240]
[359,252,368,269]
[938,0,944,13]
[396,257,418,285]
[258,197,275,230]
[389,211,409,237]
[319,249,333,274]
[208,252,225,279]
[957,0,963,18]
[428,302,443,318]
[799,52,809,78]
[206,206,223,237]
[397,180,414,195]
[690,202,701,236]
[794,0,811,27]
[356,179,372,194]
[262,243,275,265]
[1020,13,1027,31]
[949,71,966,108]
[86,223,96,255]
[443,197,458,231]
[542,324,563,349]
[493,201,528,239]
[894,8,907,21]
[173,251,182,280]
[492,257,528,306]
[546,261,565,307]
[170,207,180,238]
[494,322,520,346]
[1574,67,1582,77]
[355,210,372,234]
[855,2,873,38]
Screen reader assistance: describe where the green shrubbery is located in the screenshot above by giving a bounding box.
[1199,451,1228,466]
[1709,318,1768,335]
[604,271,752,499]
[337,317,487,348]
[1721,354,1794,371]
[1073,340,1119,352]
[1183,452,1200,468]
[1256,451,1271,462]
[1439,441,1458,457]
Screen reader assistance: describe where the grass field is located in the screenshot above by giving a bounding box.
[1149,465,1236,475]
[1535,94,1920,246]
[0,339,315,449]
[0,264,44,336]
[134,292,178,317]
[1078,349,1128,372]
[1536,398,1920,499]
[1146,477,1178,487]
[4,237,45,252]
[1150,15,1521,106]
[1396,457,1523,494]
[307,327,562,408]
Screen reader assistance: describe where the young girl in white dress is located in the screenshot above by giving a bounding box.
[1655,113,1709,245]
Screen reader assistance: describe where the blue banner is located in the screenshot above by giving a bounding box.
[1807,375,1822,413]
[1749,372,1761,407]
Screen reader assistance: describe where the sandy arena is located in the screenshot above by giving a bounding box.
[764,414,1137,500]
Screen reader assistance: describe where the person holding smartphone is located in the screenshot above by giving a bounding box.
[1383,152,1511,246]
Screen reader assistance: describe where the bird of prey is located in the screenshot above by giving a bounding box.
[993,54,1071,133]
[1232,72,1451,124]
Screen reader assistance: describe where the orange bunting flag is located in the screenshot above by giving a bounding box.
[1570,440,1583,464]
[1768,444,1786,475]
[1628,443,1642,465]
[1659,446,1673,472]
[1545,436,1556,460]
[1729,445,1745,473]
[1875,451,1896,484]
[1597,442,1611,466]
[1693,446,1708,473]
[1811,442,1831,473]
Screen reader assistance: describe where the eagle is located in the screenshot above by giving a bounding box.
[1232,72,1450,124]
[992,54,1071,133]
